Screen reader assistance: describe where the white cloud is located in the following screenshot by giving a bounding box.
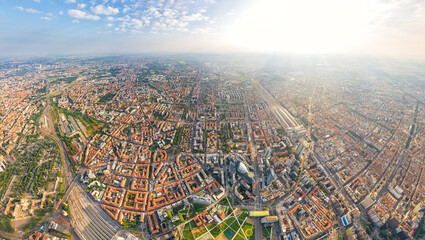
[59,11,64,15]
[68,9,100,20]
[130,3,214,34]
[123,5,131,13]
[26,8,41,14]
[182,13,208,21]
[72,19,80,23]
[142,16,151,25]
[157,0,165,8]
[65,0,76,3]
[16,6,42,14]
[153,22,166,29]
[112,17,144,33]
[131,29,143,34]
[107,15,130,22]
[40,13,54,20]
[33,0,41,3]
[147,7,162,18]
[61,0,216,35]
[114,26,127,32]
[163,9,176,18]
[129,19,143,29]
[91,5,119,15]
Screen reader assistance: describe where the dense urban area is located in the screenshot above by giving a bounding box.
[0,55,425,240]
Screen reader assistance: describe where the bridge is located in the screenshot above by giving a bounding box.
[55,173,81,211]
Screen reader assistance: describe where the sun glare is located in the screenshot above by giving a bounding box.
[227,0,378,54]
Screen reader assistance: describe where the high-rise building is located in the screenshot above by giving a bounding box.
[295,141,307,158]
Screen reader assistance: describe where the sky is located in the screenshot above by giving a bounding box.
[1,0,425,59]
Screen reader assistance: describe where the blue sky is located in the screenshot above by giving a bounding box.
[0,0,244,56]
[1,0,425,58]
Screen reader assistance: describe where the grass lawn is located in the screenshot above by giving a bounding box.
[193,231,202,239]
[233,232,246,240]
[0,216,14,233]
[192,203,208,214]
[242,222,254,239]
[210,226,222,238]
[189,220,197,229]
[223,227,236,240]
[183,230,194,240]
[237,211,248,222]
[190,224,206,239]
[262,226,272,239]
[185,207,195,218]
[223,216,235,226]
[229,219,241,232]
[172,204,185,215]
[206,223,216,230]
[218,222,227,231]
[198,226,207,236]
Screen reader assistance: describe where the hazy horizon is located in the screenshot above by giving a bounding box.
[1,0,425,60]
